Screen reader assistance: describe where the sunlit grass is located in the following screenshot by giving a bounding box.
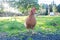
[0,16,60,35]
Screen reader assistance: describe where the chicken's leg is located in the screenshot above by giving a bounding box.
[31,29,37,34]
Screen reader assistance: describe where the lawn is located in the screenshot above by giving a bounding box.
[0,16,60,36]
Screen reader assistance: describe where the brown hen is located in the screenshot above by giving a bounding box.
[24,7,36,33]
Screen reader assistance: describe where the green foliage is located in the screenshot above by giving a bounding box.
[0,19,27,36]
[57,4,60,13]
[52,5,57,12]
[38,4,48,15]
[27,37,33,40]
[0,7,4,13]
[34,16,60,34]
[49,4,53,12]
[14,0,39,13]
[0,16,60,35]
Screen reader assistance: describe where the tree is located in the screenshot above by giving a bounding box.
[49,4,53,12]
[14,0,39,14]
[57,4,60,13]
[39,4,47,15]
[52,5,57,13]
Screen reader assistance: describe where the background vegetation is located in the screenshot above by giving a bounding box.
[0,0,60,16]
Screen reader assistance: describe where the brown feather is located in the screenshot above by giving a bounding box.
[24,7,36,29]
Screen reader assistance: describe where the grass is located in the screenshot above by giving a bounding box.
[0,16,60,36]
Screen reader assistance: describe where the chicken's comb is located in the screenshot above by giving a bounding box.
[32,7,36,11]
[31,7,36,13]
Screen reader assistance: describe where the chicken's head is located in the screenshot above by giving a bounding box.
[30,7,36,15]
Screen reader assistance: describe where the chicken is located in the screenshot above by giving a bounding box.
[24,7,36,34]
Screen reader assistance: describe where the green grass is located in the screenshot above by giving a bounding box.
[0,16,60,36]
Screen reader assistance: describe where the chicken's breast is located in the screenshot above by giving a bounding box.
[24,16,36,29]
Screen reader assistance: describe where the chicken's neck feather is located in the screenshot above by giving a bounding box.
[29,14,35,17]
